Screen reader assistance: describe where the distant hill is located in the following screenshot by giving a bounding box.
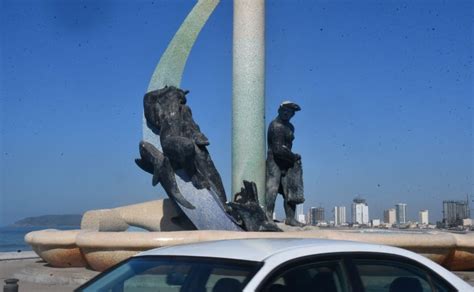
[12,214,82,227]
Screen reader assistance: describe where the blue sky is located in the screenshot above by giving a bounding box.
[1,0,472,225]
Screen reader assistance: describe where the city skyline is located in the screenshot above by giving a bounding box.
[292,194,472,225]
[1,0,472,226]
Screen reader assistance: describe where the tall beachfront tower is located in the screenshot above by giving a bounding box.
[419,210,429,225]
[384,208,396,225]
[396,203,407,224]
[334,206,346,226]
[443,200,470,226]
[351,197,369,225]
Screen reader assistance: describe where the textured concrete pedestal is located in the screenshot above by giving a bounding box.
[80,199,190,232]
[232,0,266,205]
[25,222,474,272]
[24,230,86,268]
[24,200,474,271]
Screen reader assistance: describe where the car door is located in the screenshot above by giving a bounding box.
[257,255,351,292]
[255,252,459,292]
[344,253,457,292]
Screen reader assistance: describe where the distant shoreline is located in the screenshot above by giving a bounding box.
[10,214,82,228]
[1,225,81,229]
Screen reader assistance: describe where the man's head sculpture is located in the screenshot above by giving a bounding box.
[278,101,301,121]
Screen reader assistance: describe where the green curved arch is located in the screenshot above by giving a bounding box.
[144,0,220,145]
[147,0,220,92]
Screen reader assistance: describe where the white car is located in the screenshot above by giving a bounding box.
[76,238,473,292]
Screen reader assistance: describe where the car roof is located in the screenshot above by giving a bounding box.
[136,238,409,262]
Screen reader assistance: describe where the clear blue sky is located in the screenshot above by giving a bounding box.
[1,0,472,225]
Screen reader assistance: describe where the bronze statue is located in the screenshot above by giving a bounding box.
[265,101,305,226]
[137,86,293,231]
[136,86,227,208]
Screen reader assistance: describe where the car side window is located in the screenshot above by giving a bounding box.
[351,258,455,292]
[205,267,254,292]
[79,257,261,292]
[122,263,191,292]
[260,260,349,292]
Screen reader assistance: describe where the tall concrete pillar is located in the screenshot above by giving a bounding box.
[232,0,266,205]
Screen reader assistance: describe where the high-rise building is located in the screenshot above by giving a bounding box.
[297,214,306,224]
[384,208,396,225]
[308,207,318,225]
[352,197,369,224]
[419,210,429,225]
[297,204,306,224]
[395,203,407,224]
[443,200,471,226]
[315,207,325,223]
[334,206,346,226]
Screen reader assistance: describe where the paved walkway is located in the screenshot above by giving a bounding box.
[0,257,98,291]
[454,271,474,287]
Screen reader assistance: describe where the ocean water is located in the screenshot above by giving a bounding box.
[0,226,78,252]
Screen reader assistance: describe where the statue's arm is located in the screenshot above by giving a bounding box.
[143,92,160,129]
[269,125,300,163]
[143,92,154,123]
[271,143,300,164]
[183,106,209,146]
[152,103,162,129]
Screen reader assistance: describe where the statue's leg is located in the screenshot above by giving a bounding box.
[265,182,278,220]
[283,199,304,227]
[265,160,281,221]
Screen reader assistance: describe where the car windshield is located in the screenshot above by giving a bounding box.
[76,256,262,292]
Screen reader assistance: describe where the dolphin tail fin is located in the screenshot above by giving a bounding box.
[152,165,161,186]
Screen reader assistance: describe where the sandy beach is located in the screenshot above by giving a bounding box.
[0,251,473,291]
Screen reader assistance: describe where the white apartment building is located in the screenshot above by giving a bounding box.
[333,206,346,226]
[352,198,369,225]
[297,204,306,224]
[419,210,429,225]
[297,214,306,224]
[443,200,470,226]
[384,208,396,225]
[396,203,407,224]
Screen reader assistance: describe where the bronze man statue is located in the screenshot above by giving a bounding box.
[265,101,305,226]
